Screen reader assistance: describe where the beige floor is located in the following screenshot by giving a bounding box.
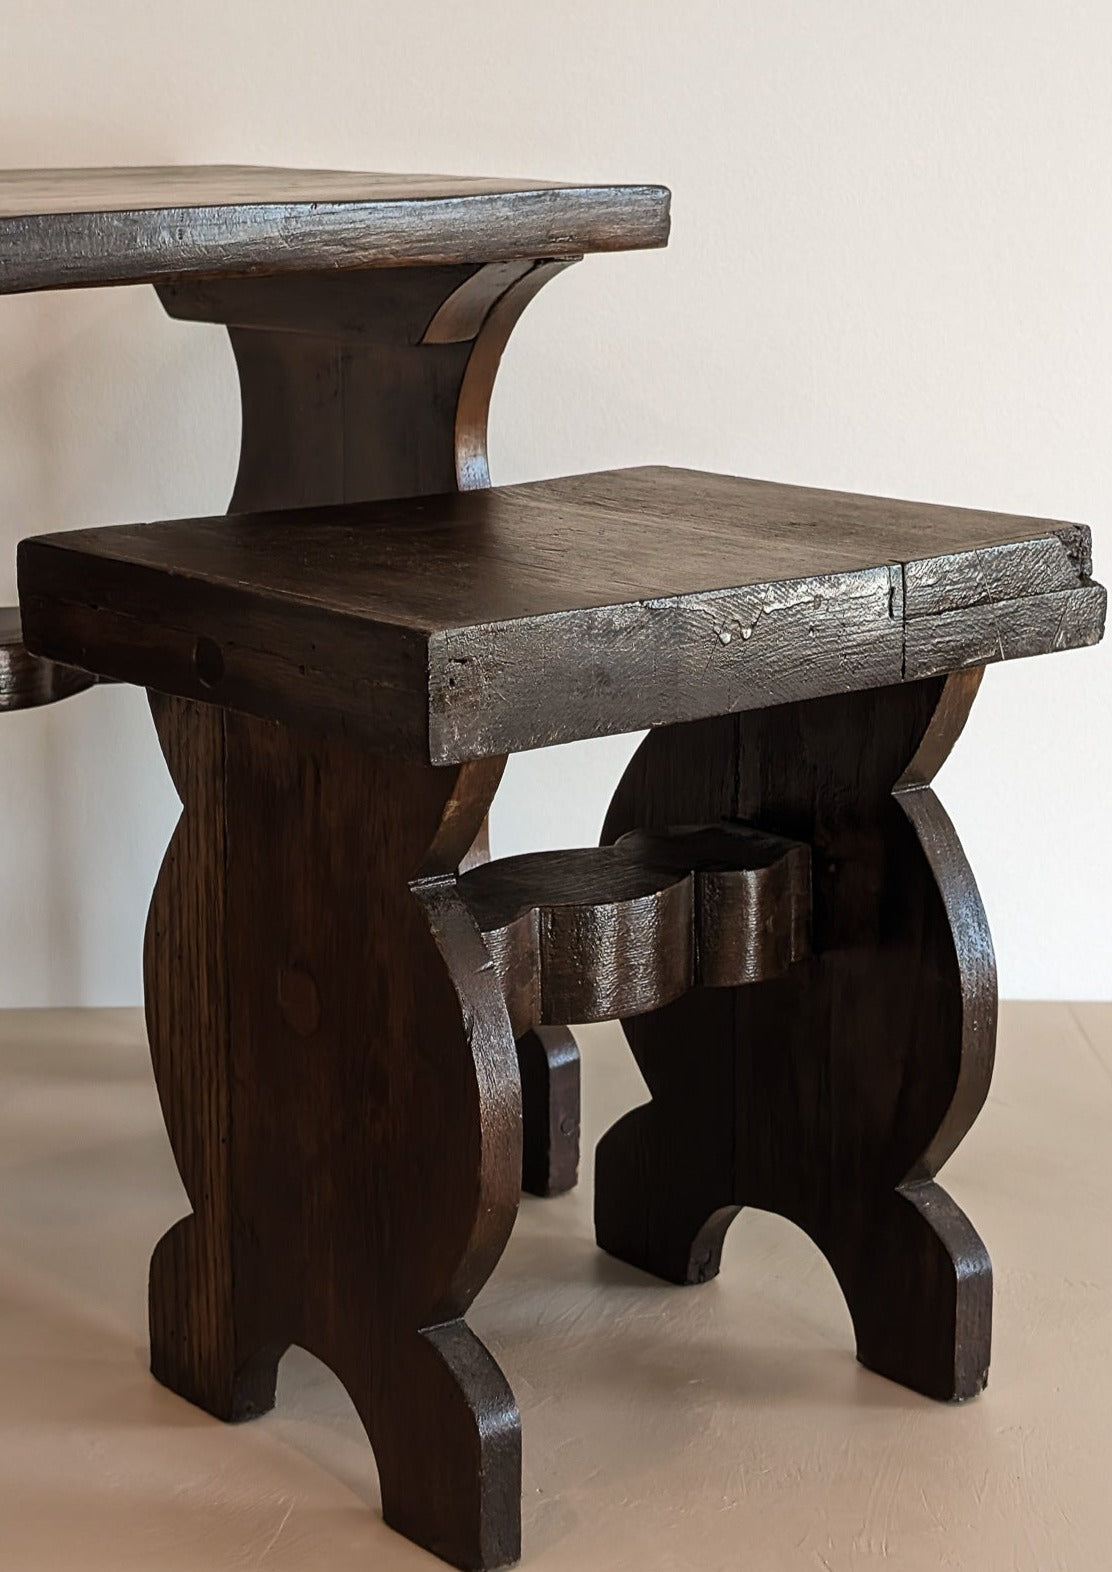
[0,1005,1110,1570]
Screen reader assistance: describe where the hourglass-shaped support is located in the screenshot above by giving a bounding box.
[596,671,996,1401]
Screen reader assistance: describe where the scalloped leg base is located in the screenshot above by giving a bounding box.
[595,1109,740,1286]
[150,1217,522,1567]
[593,989,741,1287]
[594,1113,992,1401]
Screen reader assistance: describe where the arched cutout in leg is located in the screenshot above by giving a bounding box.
[594,989,740,1284]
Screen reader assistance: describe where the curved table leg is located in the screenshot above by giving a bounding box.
[596,672,995,1402]
[145,693,522,1567]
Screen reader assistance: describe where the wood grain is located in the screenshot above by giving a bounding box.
[0,605,94,710]
[144,692,251,1418]
[516,1027,580,1198]
[460,824,810,1036]
[595,672,996,1402]
[146,703,523,1568]
[0,165,670,294]
[158,263,580,510]
[19,466,1105,763]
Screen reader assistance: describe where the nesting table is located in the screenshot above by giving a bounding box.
[7,167,1108,1570]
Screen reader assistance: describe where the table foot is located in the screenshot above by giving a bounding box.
[596,673,996,1401]
[149,1216,281,1420]
[517,1027,580,1197]
[840,1182,991,1401]
[374,1321,520,1570]
[594,992,741,1284]
[144,694,523,1565]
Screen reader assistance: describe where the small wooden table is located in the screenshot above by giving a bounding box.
[19,464,1106,1568]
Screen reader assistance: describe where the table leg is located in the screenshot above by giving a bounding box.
[145,692,522,1568]
[0,605,96,711]
[517,1026,580,1197]
[595,672,995,1402]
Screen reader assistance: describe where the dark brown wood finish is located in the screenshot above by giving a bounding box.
[0,605,94,710]
[19,466,1106,762]
[596,669,997,1401]
[0,166,670,294]
[16,447,1106,1558]
[146,697,522,1568]
[464,821,810,1204]
[157,261,580,508]
[516,1027,580,1199]
[3,170,646,1228]
[0,164,667,727]
[460,825,811,1036]
[10,164,1105,1561]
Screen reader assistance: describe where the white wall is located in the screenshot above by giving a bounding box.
[1,0,1109,1004]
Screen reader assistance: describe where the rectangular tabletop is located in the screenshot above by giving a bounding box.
[0,166,671,294]
[18,467,1105,762]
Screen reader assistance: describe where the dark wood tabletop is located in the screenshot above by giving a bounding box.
[19,465,1105,763]
[0,165,671,294]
